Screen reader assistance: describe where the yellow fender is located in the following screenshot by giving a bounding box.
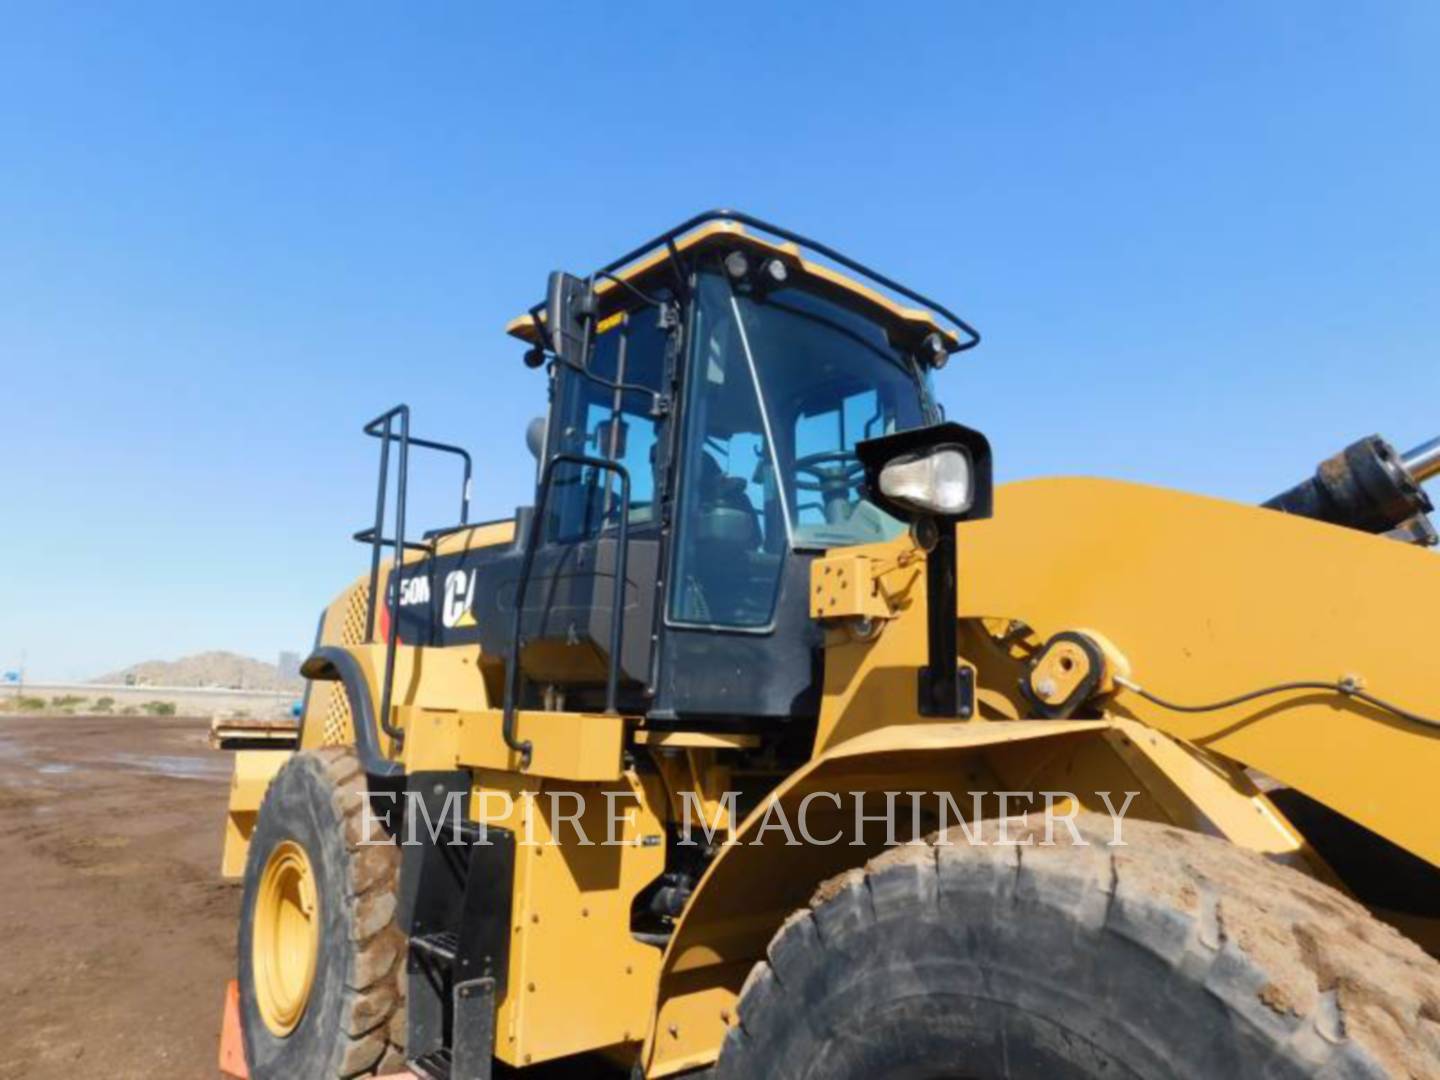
[642,716,1302,1077]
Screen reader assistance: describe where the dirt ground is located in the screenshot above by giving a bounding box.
[0,713,239,1079]
[0,714,624,1080]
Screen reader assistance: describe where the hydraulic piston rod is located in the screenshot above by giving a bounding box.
[1403,434,1440,484]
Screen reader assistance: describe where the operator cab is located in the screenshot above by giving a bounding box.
[470,212,980,729]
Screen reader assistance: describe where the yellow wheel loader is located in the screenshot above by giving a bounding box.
[219,210,1440,1079]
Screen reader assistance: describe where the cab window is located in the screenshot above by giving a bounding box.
[668,264,934,628]
[545,306,667,543]
[668,271,787,628]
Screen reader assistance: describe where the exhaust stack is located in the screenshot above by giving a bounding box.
[1264,434,1438,546]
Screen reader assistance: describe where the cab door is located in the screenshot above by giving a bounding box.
[513,304,671,710]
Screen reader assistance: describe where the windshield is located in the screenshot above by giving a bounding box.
[726,271,935,547]
[667,265,934,628]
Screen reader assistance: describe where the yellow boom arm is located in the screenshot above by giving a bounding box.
[960,477,1440,866]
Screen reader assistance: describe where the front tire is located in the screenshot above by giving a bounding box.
[239,748,407,1078]
[717,814,1440,1079]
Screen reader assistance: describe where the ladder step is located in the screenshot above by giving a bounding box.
[409,1048,453,1080]
[410,930,461,966]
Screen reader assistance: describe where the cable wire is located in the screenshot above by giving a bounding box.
[1113,675,1440,732]
[594,269,667,309]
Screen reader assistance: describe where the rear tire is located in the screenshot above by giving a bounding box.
[717,814,1440,1079]
[239,748,407,1078]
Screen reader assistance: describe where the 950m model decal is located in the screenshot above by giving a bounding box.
[391,549,500,646]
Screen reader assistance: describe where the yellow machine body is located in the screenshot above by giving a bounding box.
[220,216,1439,1075]
[224,470,1440,1073]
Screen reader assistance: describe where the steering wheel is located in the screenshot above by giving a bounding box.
[794,450,866,495]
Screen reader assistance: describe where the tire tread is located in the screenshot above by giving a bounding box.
[716,814,1440,1080]
[242,748,405,1078]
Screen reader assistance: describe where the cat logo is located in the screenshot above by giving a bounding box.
[442,569,477,628]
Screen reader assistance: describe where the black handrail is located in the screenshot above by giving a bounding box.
[365,420,475,507]
[596,208,981,354]
[359,404,474,749]
[524,210,980,358]
[502,453,632,768]
[361,406,474,636]
[350,527,431,553]
[370,406,409,745]
[364,405,401,644]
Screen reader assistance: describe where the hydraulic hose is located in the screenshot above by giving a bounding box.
[1113,674,1440,732]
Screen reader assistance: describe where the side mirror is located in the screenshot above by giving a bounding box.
[544,271,597,365]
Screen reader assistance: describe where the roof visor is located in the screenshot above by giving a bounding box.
[506,209,981,363]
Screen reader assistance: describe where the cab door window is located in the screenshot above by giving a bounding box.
[545,307,667,543]
[668,271,788,628]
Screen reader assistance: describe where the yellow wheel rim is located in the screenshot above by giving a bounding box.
[253,840,321,1037]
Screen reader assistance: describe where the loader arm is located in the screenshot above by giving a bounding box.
[959,476,1440,866]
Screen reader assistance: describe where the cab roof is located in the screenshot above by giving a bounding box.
[504,210,980,356]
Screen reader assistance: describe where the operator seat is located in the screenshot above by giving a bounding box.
[678,452,778,625]
[694,453,761,549]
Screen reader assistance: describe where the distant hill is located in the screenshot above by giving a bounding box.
[92,651,303,692]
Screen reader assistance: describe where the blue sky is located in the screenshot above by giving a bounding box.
[2,3,1437,680]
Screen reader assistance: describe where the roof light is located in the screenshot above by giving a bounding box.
[924,332,949,370]
[723,250,750,280]
[760,258,789,286]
